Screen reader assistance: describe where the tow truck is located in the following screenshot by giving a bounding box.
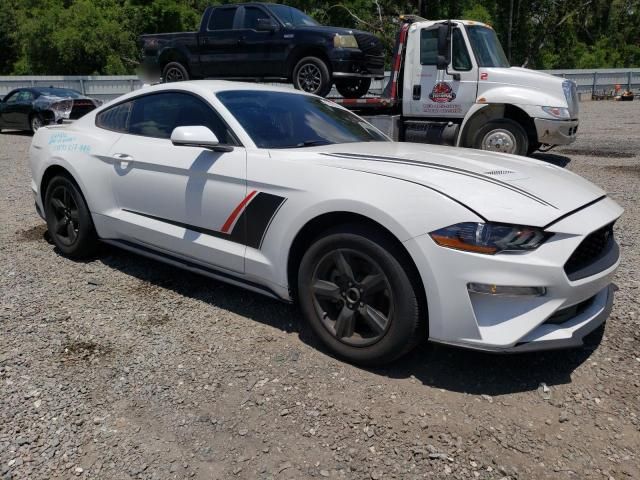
[332,16,579,156]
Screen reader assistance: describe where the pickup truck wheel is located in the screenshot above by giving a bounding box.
[297,225,425,366]
[293,57,332,97]
[473,119,528,156]
[162,62,190,83]
[335,78,372,99]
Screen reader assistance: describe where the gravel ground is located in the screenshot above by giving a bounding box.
[1,100,639,480]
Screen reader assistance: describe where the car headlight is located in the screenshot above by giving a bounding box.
[429,222,548,254]
[334,34,359,49]
[542,106,570,120]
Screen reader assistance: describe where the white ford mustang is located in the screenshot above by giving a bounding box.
[29,81,622,365]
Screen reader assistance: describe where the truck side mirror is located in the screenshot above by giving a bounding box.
[436,23,451,70]
[256,18,278,32]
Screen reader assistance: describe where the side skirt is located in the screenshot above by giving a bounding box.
[102,239,289,302]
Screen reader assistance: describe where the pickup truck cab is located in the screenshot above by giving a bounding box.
[139,3,385,98]
[334,16,579,156]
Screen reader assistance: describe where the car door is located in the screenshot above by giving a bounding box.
[0,90,31,128]
[408,25,478,118]
[235,5,286,77]
[198,6,243,78]
[106,91,248,273]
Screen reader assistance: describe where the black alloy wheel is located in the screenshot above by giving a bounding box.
[292,56,332,97]
[162,62,190,83]
[298,225,425,366]
[44,175,98,258]
[311,248,393,346]
[48,184,80,246]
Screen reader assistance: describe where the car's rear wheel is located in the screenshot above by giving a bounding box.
[162,62,190,83]
[335,78,372,99]
[297,225,425,366]
[472,118,529,156]
[44,175,98,259]
[292,56,332,97]
[30,114,43,133]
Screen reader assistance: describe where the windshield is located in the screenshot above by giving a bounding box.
[35,88,84,98]
[217,90,388,149]
[269,5,319,27]
[466,26,510,68]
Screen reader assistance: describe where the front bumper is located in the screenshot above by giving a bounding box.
[534,117,579,145]
[404,196,623,353]
[330,49,385,79]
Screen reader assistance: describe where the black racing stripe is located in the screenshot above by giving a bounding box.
[322,152,556,208]
[542,195,607,229]
[122,191,287,250]
[327,165,488,222]
[122,209,229,241]
[238,193,287,249]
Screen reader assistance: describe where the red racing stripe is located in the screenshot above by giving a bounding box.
[221,190,258,233]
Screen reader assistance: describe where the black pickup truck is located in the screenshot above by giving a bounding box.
[139,3,384,98]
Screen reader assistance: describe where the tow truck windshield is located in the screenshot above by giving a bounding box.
[466,25,510,68]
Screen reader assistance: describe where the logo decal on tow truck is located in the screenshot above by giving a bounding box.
[429,82,456,103]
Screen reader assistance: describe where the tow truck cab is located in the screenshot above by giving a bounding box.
[334,17,579,156]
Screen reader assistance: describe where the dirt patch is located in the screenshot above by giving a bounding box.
[604,164,640,177]
[559,148,636,158]
[61,340,112,362]
[17,224,48,242]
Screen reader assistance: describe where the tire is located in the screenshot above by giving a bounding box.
[30,114,44,134]
[527,141,542,156]
[162,61,190,83]
[292,56,332,97]
[44,175,98,259]
[297,225,426,366]
[472,118,529,156]
[335,78,372,99]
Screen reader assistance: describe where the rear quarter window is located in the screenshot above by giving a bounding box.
[95,101,132,133]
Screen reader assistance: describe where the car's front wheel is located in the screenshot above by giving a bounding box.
[44,175,98,259]
[292,56,332,97]
[297,225,425,366]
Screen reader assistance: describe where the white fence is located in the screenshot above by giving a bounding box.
[1,69,639,102]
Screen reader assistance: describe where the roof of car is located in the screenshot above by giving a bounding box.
[144,80,311,96]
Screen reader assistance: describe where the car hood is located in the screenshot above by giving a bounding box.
[297,142,605,227]
[295,25,377,38]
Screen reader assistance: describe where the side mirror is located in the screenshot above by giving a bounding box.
[436,23,451,70]
[170,126,233,152]
[256,18,278,32]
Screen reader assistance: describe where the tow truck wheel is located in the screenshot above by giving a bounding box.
[293,57,332,97]
[473,119,528,156]
[335,78,372,99]
[162,62,190,83]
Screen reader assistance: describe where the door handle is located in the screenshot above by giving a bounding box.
[237,37,246,45]
[412,85,421,100]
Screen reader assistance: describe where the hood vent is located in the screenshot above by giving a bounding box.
[485,170,516,176]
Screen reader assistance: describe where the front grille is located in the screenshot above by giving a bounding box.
[564,223,616,280]
[354,33,383,57]
[70,101,96,120]
[545,296,595,325]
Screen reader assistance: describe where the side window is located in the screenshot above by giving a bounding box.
[452,29,472,71]
[3,92,19,104]
[96,101,133,132]
[243,7,269,30]
[420,29,438,65]
[208,7,237,31]
[17,91,34,102]
[128,92,237,145]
